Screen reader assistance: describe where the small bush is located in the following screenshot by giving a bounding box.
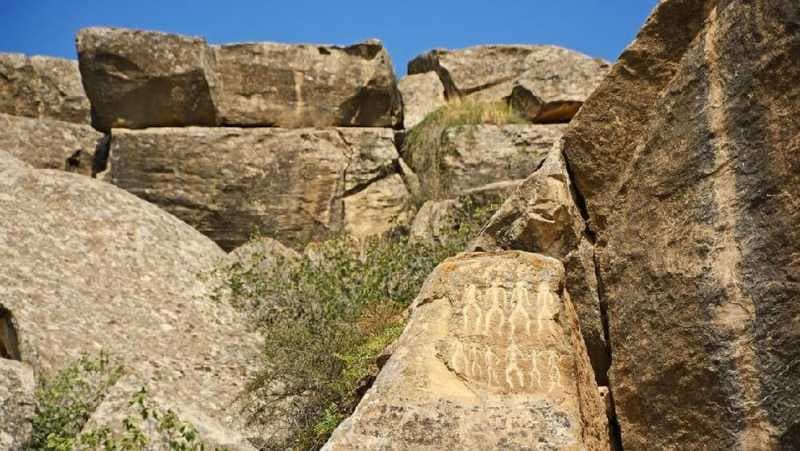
[214,201,498,450]
[403,98,527,201]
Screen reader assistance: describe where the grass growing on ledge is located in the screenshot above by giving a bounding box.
[213,201,499,450]
[403,98,527,201]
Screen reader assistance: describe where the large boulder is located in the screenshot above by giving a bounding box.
[0,113,105,176]
[0,359,35,450]
[324,251,609,450]
[109,127,412,251]
[405,124,564,200]
[0,53,91,124]
[0,151,260,439]
[397,72,446,129]
[213,40,402,128]
[76,27,218,132]
[563,0,800,448]
[408,45,609,104]
[472,147,608,382]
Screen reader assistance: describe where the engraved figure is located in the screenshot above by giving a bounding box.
[484,279,507,337]
[547,350,562,391]
[450,341,467,376]
[484,347,500,388]
[530,350,543,389]
[536,282,557,335]
[505,339,525,391]
[462,284,483,336]
[509,280,533,338]
[469,344,483,381]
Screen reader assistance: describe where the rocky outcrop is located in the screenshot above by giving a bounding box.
[405,124,564,200]
[408,45,609,105]
[470,146,608,382]
[76,27,403,131]
[0,151,260,439]
[0,359,35,450]
[0,113,105,176]
[508,81,584,124]
[397,72,446,129]
[213,40,402,128]
[76,27,218,132]
[229,236,300,273]
[0,53,91,124]
[563,0,800,448]
[324,251,609,450]
[109,127,412,251]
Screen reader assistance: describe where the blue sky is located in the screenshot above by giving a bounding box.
[0,1,658,75]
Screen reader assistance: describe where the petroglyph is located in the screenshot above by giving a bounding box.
[441,274,566,393]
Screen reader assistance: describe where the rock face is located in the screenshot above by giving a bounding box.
[0,151,260,438]
[229,236,301,273]
[213,40,402,128]
[76,27,403,130]
[408,45,609,104]
[397,72,446,129]
[324,251,609,450]
[76,27,218,132]
[0,359,35,451]
[0,53,91,124]
[508,81,584,124]
[472,147,608,382]
[406,124,564,200]
[109,127,411,251]
[0,113,105,176]
[563,0,800,448]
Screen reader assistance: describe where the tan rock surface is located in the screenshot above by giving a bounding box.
[77,27,218,132]
[473,147,608,381]
[406,124,564,201]
[109,127,412,251]
[0,53,91,124]
[0,113,105,176]
[213,40,402,128]
[563,0,800,448]
[397,72,446,129]
[0,359,35,451]
[0,151,260,439]
[408,45,609,104]
[324,251,609,450]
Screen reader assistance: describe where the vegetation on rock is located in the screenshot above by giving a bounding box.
[212,200,498,450]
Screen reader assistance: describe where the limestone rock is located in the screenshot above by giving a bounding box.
[0,359,35,451]
[406,124,564,200]
[324,251,609,450]
[109,127,411,251]
[83,376,256,450]
[0,113,105,176]
[76,27,218,132]
[509,81,583,124]
[213,40,402,128]
[0,53,91,124]
[397,72,446,129]
[0,151,260,438]
[473,147,608,381]
[563,0,800,448]
[229,236,301,274]
[408,45,609,104]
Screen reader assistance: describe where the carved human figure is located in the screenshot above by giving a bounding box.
[547,350,562,392]
[462,284,483,336]
[530,350,543,390]
[505,339,525,391]
[535,282,557,335]
[484,279,507,338]
[509,280,533,339]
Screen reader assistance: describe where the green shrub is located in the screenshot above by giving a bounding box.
[29,352,124,450]
[403,98,527,201]
[213,200,499,450]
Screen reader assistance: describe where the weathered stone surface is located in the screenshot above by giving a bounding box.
[472,147,608,381]
[83,376,256,450]
[408,45,609,104]
[509,81,583,124]
[0,359,35,451]
[397,72,446,129]
[229,236,300,273]
[0,151,260,438]
[324,251,609,450]
[0,53,91,124]
[110,127,412,251]
[0,113,105,176]
[76,27,218,132]
[563,0,800,448]
[406,124,564,201]
[213,40,402,128]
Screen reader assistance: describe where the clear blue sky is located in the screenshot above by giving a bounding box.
[0,1,658,75]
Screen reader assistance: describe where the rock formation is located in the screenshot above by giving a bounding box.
[324,251,609,450]
[0,359,35,451]
[563,0,800,448]
[0,53,91,124]
[472,146,608,383]
[405,124,564,201]
[109,127,412,251]
[397,72,446,129]
[0,151,260,442]
[0,113,105,176]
